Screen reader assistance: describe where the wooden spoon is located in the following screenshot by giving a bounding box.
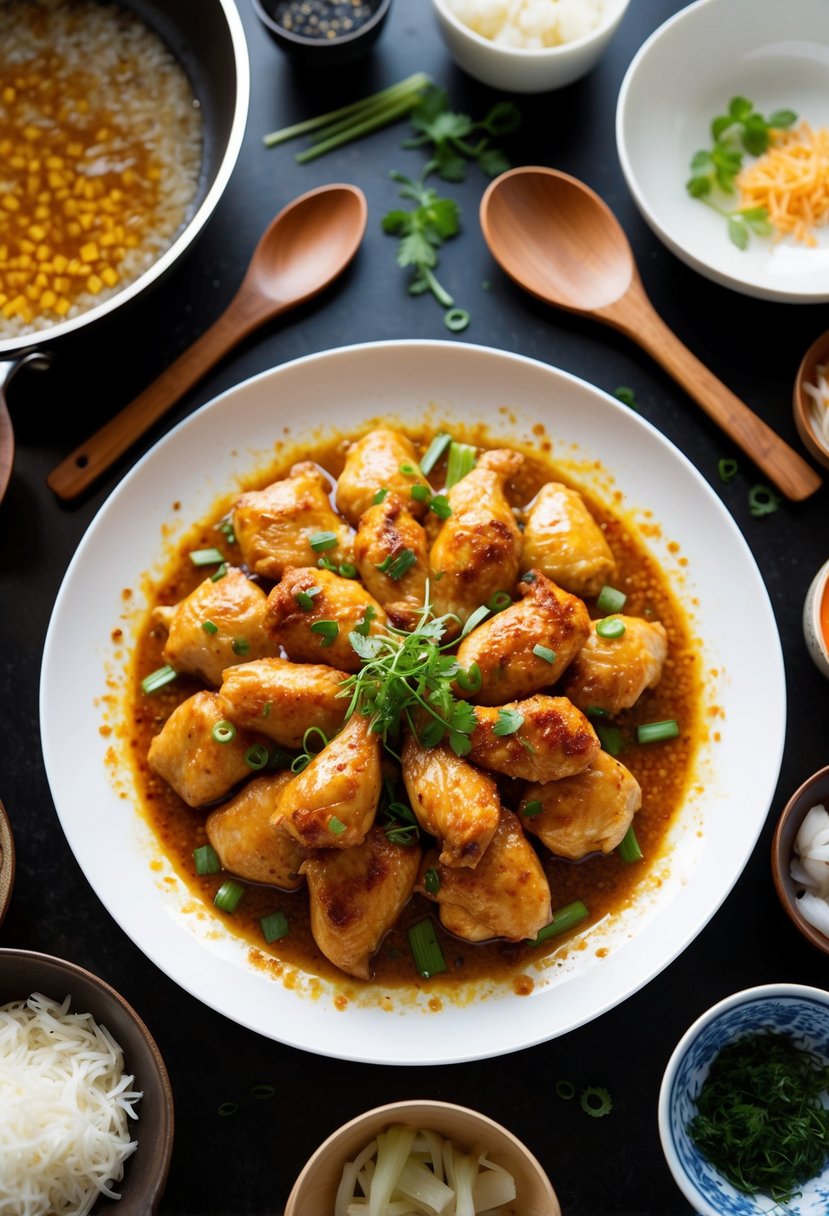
[48,182,368,502]
[793,328,829,471]
[480,166,821,502]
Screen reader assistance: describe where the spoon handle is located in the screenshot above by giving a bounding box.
[47,290,275,502]
[607,292,821,502]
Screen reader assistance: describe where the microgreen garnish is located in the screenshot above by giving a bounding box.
[380,781,420,846]
[492,708,524,736]
[382,167,463,322]
[295,586,322,612]
[686,95,797,248]
[290,726,329,773]
[403,87,521,182]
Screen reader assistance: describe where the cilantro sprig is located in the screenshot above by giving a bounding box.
[382,168,464,323]
[403,87,521,182]
[686,95,797,249]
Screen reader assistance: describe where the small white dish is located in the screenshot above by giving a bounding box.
[616,0,829,302]
[430,0,630,93]
[803,558,829,678]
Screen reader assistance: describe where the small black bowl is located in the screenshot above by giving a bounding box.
[252,0,392,66]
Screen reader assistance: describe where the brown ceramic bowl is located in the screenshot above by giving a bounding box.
[772,765,829,957]
[0,800,14,928]
[0,949,174,1214]
[793,328,829,471]
[283,1099,561,1215]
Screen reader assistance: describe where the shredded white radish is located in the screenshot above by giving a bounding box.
[0,993,142,1216]
[791,803,829,936]
[804,365,829,449]
[338,1125,518,1216]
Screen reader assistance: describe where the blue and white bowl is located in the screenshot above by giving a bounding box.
[659,984,829,1216]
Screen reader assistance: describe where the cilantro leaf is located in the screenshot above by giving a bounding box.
[492,708,524,737]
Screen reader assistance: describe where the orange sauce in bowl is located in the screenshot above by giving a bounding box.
[821,576,829,651]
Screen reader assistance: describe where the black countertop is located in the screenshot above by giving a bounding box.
[2,2,828,1213]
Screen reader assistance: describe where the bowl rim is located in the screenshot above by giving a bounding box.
[431,0,631,58]
[251,0,392,48]
[658,983,829,1215]
[793,329,829,469]
[771,764,829,956]
[0,799,15,928]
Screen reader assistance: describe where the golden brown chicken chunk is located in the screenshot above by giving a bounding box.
[401,736,500,868]
[264,566,387,673]
[520,751,642,860]
[563,616,668,715]
[300,826,421,979]
[418,808,551,942]
[455,570,591,705]
[521,482,616,598]
[271,713,381,850]
[233,462,352,580]
[467,694,599,782]
[335,428,430,526]
[218,657,346,750]
[205,772,306,889]
[152,568,275,687]
[352,495,429,629]
[148,691,257,808]
[429,449,523,627]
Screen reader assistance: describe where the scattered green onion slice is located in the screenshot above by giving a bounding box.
[748,484,781,517]
[373,487,389,504]
[295,586,322,611]
[407,918,447,978]
[217,519,236,545]
[419,431,452,476]
[202,619,218,635]
[250,1084,276,1100]
[310,620,339,646]
[555,1079,576,1101]
[585,705,608,718]
[217,1102,238,1117]
[303,726,328,755]
[193,844,221,875]
[354,604,377,637]
[595,585,627,614]
[429,494,452,520]
[487,590,512,612]
[309,530,338,552]
[455,662,482,693]
[444,307,470,332]
[210,563,227,583]
[445,441,476,488]
[595,722,625,757]
[317,555,337,573]
[141,664,177,695]
[214,880,245,913]
[329,816,347,836]
[596,616,625,639]
[212,720,236,745]
[375,548,417,580]
[529,899,589,944]
[262,701,272,718]
[718,457,739,484]
[532,644,556,664]
[617,824,644,863]
[189,547,225,566]
[522,799,543,818]
[613,385,638,410]
[245,743,270,771]
[424,867,441,895]
[460,604,490,637]
[580,1086,613,1118]
[410,483,431,503]
[636,719,679,744]
[338,562,358,579]
[260,911,290,943]
[231,637,250,656]
[399,461,419,477]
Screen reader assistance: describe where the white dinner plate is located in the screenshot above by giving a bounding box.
[616,0,829,303]
[41,340,786,1064]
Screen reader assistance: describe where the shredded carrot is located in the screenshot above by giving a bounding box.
[737,121,829,246]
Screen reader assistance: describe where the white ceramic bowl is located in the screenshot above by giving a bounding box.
[659,984,829,1216]
[803,558,829,678]
[616,0,829,302]
[430,0,630,93]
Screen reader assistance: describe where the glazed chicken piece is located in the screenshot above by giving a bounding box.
[418,808,551,942]
[467,694,599,783]
[152,568,276,687]
[352,495,429,629]
[455,569,591,705]
[401,736,500,868]
[264,566,387,673]
[271,713,381,850]
[429,449,523,627]
[563,615,668,715]
[233,462,352,580]
[218,657,346,750]
[521,481,616,598]
[205,772,306,889]
[147,691,258,808]
[335,428,430,526]
[520,750,642,860]
[300,826,421,979]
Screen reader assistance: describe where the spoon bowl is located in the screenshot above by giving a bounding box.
[480,166,821,502]
[47,183,368,502]
[793,328,829,471]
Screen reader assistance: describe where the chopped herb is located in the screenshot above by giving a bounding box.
[214,880,245,913]
[407,918,447,978]
[308,530,339,553]
[424,867,441,895]
[375,548,417,581]
[210,562,228,583]
[244,743,270,771]
[595,585,627,615]
[429,494,452,520]
[193,844,221,875]
[202,619,219,636]
[460,604,490,637]
[262,701,272,718]
[522,799,543,818]
[555,1079,576,1100]
[328,816,347,836]
[231,637,250,656]
[310,620,339,647]
[419,431,452,475]
[403,86,521,182]
[260,911,290,943]
[410,483,431,502]
[596,616,626,640]
[354,604,377,637]
[595,722,625,757]
[444,307,469,332]
[141,664,177,695]
[617,824,643,862]
[290,726,329,773]
[636,719,679,745]
[528,899,589,944]
[295,586,322,612]
[217,519,236,545]
[580,1087,613,1119]
[250,1084,277,1100]
[487,590,512,612]
[748,483,780,517]
[217,1102,238,1117]
[373,487,389,504]
[532,644,556,663]
[455,661,482,694]
[399,461,420,476]
[492,708,524,736]
[613,386,639,410]
[718,457,739,483]
[445,440,476,488]
[382,167,463,316]
[189,547,225,567]
[211,720,236,745]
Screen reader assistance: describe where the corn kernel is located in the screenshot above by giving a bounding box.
[86,273,103,294]
[35,245,50,262]
[100,266,119,287]
[2,194,20,212]
[52,255,68,273]
[1,88,15,106]
[54,297,71,316]
[27,225,46,242]
[40,290,57,310]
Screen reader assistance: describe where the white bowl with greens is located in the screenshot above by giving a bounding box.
[616,0,829,302]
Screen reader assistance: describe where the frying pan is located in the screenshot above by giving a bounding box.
[0,0,250,500]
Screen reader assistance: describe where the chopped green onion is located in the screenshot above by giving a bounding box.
[617,824,644,862]
[217,519,236,545]
[428,494,452,520]
[317,555,338,573]
[530,899,589,944]
[309,530,338,552]
[329,816,347,836]
[210,562,227,583]
[520,571,537,584]
[373,487,389,504]
[532,644,556,664]
[718,457,739,484]
[214,880,245,913]
[445,441,477,489]
[189,547,225,566]
[217,1102,238,1117]
[487,591,512,612]
[338,563,358,579]
[460,604,490,637]
[193,844,221,875]
[555,1079,576,1101]
[580,1086,613,1118]
[596,616,626,639]
[295,586,322,612]
[410,483,431,503]
[263,73,432,148]
[354,604,377,637]
[522,799,543,818]
[303,726,328,754]
[250,1084,276,1100]
[585,705,607,718]
[595,585,627,614]
[636,719,679,745]
[212,720,236,745]
[376,548,417,580]
[262,701,271,718]
[613,385,638,410]
[424,867,441,895]
[455,662,482,693]
[595,722,625,757]
[748,484,781,517]
[492,708,523,736]
[245,743,270,771]
[231,637,250,656]
[419,431,452,475]
[141,664,177,695]
[310,620,339,647]
[444,307,470,333]
[260,911,290,943]
[399,461,419,477]
[419,719,446,748]
[202,619,218,636]
[407,918,447,979]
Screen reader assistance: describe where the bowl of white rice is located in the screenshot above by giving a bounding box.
[772,765,829,958]
[430,0,631,92]
[0,802,14,929]
[0,949,174,1216]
